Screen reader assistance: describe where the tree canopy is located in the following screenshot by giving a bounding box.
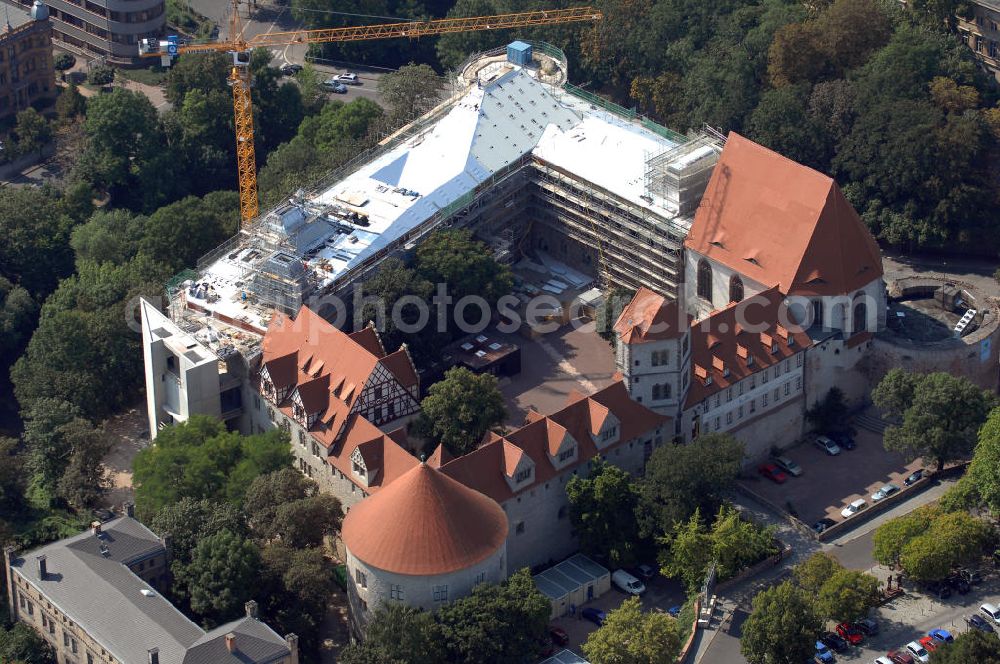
[929,628,1000,663]
[582,596,682,664]
[872,369,997,469]
[964,408,1000,513]
[415,229,514,303]
[417,367,506,457]
[172,528,262,625]
[567,460,643,567]
[741,581,823,664]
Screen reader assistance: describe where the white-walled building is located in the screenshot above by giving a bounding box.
[341,461,508,635]
[615,133,887,460]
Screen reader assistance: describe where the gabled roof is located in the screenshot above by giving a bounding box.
[182,617,289,664]
[684,287,813,407]
[442,381,668,504]
[613,287,691,343]
[348,325,385,356]
[685,132,882,297]
[381,347,419,388]
[342,463,508,576]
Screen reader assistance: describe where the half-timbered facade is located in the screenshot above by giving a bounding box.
[250,306,422,509]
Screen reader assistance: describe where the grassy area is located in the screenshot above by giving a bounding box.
[676,594,698,646]
[117,66,169,87]
[166,0,214,38]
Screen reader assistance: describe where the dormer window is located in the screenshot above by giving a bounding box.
[788,337,795,347]
[601,426,617,442]
[514,468,530,483]
[352,460,364,474]
[722,368,730,377]
[747,355,754,366]
[771,342,778,353]
[558,447,575,462]
[704,376,713,386]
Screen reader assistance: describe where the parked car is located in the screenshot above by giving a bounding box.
[917,636,938,654]
[836,622,864,645]
[635,563,656,580]
[841,498,868,519]
[904,640,929,663]
[857,618,879,636]
[815,436,842,455]
[280,63,303,76]
[322,79,348,93]
[772,455,803,476]
[581,607,606,626]
[334,72,360,84]
[667,605,681,617]
[758,463,788,484]
[549,626,569,647]
[612,569,646,595]
[831,431,856,450]
[815,641,835,664]
[871,484,900,502]
[813,518,836,534]
[887,649,915,664]
[904,469,924,486]
[874,657,895,664]
[927,628,953,645]
[980,602,1000,625]
[965,613,995,633]
[821,632,849,653]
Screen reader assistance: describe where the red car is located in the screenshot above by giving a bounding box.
[836,622,863,645]
[918,635,938,653]
[549,626,569,647]
[758,463,788,484]
[887,651,914,664]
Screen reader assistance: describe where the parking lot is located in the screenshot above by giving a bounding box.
[744,427,924,526]
[548,573,688,654]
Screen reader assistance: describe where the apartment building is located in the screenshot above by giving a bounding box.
[957,0,1000,80]
[3,514,298,664]
[0,1,55,121]
[6,0,163,65]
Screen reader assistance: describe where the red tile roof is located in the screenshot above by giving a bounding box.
[684,287,812,407]
[381,347,419,388]
[441,380,668,504]
[614,287,692,343]
[685,133,882,297]
[342,462,508,576]
[348,325,385,356]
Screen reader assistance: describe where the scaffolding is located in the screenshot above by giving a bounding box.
[644,132,724,216]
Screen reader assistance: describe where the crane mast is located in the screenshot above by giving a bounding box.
[140,1,602,226]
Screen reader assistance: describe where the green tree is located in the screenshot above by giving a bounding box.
[339,603,445,664]
[297,97,383,152]
[0,186,75,298]
[274,494,343,549]
[873,370,998,470]
[258,543,339,655]
[358,258,442,362]
[793,552,843,596]
[965,408,1000,513]
[293,63,327,114]
[132,416,292,518]
[13,109,51,156]
[805,386,849,434]
[740,581,823,664]
[583,595,682,664]
[816,569,879,623]
[376,63,442,123]
[70,209,147,266]
[436,568,551,664]
[929,628,1000,663]
[639,433,744,536]
[0,622,56,664]
[242,468,318,539]
[0,276,37,362]
[710,504,777,581]
[899,511,992,582]
[417,367,506,458]
[748,84,828,168]
[659,509,713,591]
[164,51,231,106]
[872,506,939,567]
[55,83,87,122]
[55,419,111,509]
[150,497,247,564]
[138,191,240,270]
[415,229,513,303]
[174,528,261,624]
[0,437,27,520]
[566,460,642,567]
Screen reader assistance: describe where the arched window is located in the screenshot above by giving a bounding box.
[853,298,867,334]
[812,300,824,328]
[697,260,712,302]
[729,275,744,303]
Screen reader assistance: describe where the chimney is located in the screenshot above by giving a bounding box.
[36,555,46,579]
[225,632,237,653]
[124,502,135,518]
[245,599,258,619]
[91,521,102,536]
[285,634,299,664]
[147,648,159,664]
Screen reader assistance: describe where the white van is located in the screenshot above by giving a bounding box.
[612,569,646,596]
[981,602,1000,625]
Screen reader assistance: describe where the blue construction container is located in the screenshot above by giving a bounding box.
[507,41,533,66]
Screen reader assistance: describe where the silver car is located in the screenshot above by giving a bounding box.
[814,436,841,456]
[772,455,802,477]
[871,483,899,502]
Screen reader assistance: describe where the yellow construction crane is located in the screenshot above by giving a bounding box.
[139,1,602,225]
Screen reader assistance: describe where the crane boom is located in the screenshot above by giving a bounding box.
[140,3,602,224]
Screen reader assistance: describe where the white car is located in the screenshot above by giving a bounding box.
[905,640,930,663]
[814,436,841,456]
[611,569,646,596]
[334,72,360,85]
[772,455,802,477]
[871,483,900,502]
[981,602,1000,625]
[873,657,894,664]
[841,498,868,519]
